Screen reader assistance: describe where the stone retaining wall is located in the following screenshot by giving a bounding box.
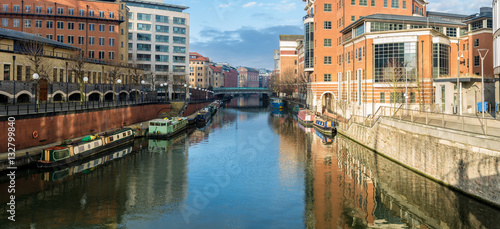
[339,117,500,206]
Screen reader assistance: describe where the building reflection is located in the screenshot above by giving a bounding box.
[0,136,190,228]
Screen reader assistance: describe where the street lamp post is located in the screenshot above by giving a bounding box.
[117,79,122,104]
[189,85,192,101]
[33,73,39,113]
[457,50,464,115]
[83,76,88,108]
[141,80,145,102]
[194,87,197,101]
[160,83,164,102]
[183,84,187,101]
[478,49,489,119]
[165,83,168,102]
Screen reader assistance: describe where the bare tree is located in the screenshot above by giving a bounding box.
[70,51,88,104]
[129,59,143,102]
[383,58,405,108]
[279,68,297,98]
[107,61,123,101]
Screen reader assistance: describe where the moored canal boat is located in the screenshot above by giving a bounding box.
[271,98,284,109]
[147,117,189,139]
[195,110,212,124]
[38,128,134,169]
[297,109,314,127]
[312,117,336,136]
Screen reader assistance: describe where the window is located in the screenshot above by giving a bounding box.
[359,0,367,6]
[137,43,151,51]
[68,22,74,30]
[78,36,85,45]
[129,23,133,30]
[156,15,168,23]
[99,51,105,59]
[351,16,355,22]
[99,24,105,32]
[173,56,185,63]
[13,19,19,27]
[173,27,186,34]
[370,22,405,32]
[109,12,114,18]
[68,36,74,44]
[109,38,115,47]
[391,0,399,8]
[155,45,169,52]
[89,23,95,31]
[46,7,52,14]
[432,43,450,78]
[474,56,480,66]
[128,12,133,20]
[13,5,19,12]
[136,54,151,61]
[446,27,456,37]
[57,21,63,29]
[173,17,186,25]
[46,34,53,40]
[474,39,479,47]
[35,6,41,13]
[3,64,10,80]
[324,3,332,11]
[137,23,151,31]
[173,36,185,44]
[89,37,95,45]
[173,46,186,53]
[487,19,492,28]
[156,25,169,33]
[128,33,133,40]
[380,92,385,103]
[57,35,63,43]
[324,56,332,64]
[156,35,169,42]
[2,5,7,12]
[99,37,105,46]
[402,1,406,9]
[384,0,388,7]
[46,21,53,29]
[79,9,84,16]
[109,25,115,32]
[371,0,375,6]
[109,52,115,60]
[324,39,332,47]
[57,7,63,15]
[99,11,104,18]
[79,23,85,30]
[24,19,31,28]
[471,20,482,30]
[374,42,417,82]
[324,21,332,29]
[156,65,169,72]
[69,9,74,15]
[25,6,31,13]
[1,19,7,27]
[351,0,356,5]
[137,33,151,41]
[155,55,169,62]
[324,74,331,81]
[137,13,151,21]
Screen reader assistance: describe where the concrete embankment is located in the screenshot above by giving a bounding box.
[0,101,212,171]
[338,116,500,207]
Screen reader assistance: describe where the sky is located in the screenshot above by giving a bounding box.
[165,0,492,70]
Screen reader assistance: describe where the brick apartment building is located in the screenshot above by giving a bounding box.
[208,65,223,88]
[217,63,239,88]
[301,0,494,116]
[188,52,210,88]
[237,66,259,87]
[0,0,129,63]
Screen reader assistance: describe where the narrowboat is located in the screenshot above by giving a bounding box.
[292,105,300,114]
[297,109,314,126]
[42,145,133,182]
[312,117,336,136]
[195,110,212,124]
[38,128,134,169]
[315,129,334,144]
[271,98,284,109]
[147,117,188,139]
[271,108,284,116]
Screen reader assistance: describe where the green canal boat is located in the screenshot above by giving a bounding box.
[147,117,188,139]
[38,128,134,169]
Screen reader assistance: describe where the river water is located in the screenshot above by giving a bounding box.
[1,96,498,229]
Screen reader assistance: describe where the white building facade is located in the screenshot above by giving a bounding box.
[126,0,190,100]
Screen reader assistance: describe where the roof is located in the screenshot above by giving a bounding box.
[209,65,221,72]
[189,52,209,61]
[123,0,189,10]
[341,13,467,33]
[279,35,304,41]
[0,28,79,50]
[238,66,259,72]
[426,11,471,19]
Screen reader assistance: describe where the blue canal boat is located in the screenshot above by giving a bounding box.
[313,117,336,136]
[271,98,284,109]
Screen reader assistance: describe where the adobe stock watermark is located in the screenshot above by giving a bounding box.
[6,117,17,222]
[181,129,272,224]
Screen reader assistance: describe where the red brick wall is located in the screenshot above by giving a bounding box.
[183,102,211,117]
[0,104,170,153]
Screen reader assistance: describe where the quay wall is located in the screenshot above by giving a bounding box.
[183,102,211,117]
[0,103,171,153]
[338,117,500,206]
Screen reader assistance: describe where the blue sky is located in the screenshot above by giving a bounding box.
[166,0,492,70]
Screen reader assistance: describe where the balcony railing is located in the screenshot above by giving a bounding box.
[303,14,314,21]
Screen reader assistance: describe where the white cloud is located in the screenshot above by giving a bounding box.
[243,2,257,8]
[426,0,490,14]
[219,3,232,8]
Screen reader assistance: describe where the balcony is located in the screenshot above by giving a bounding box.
[303,14,314,23]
